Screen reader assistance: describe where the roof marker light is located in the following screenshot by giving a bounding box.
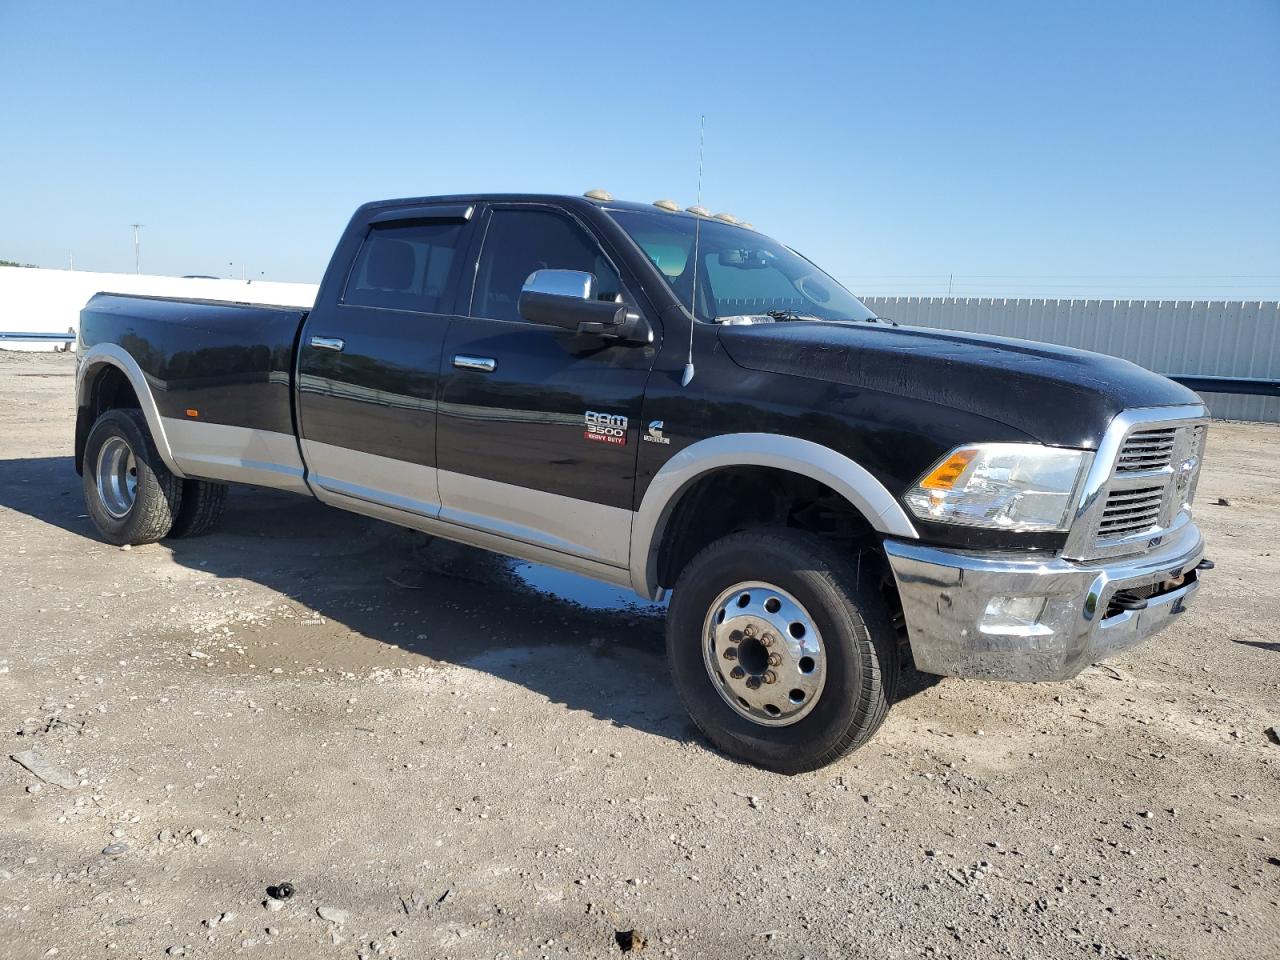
[653,199,680,212]
[712,212,739,224]
[685,205,711,217]
[583,188,614,201]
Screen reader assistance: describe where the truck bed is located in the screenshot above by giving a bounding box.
[80,292,308,437]
[78,293,311,491]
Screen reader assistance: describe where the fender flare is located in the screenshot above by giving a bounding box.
[628,432,918,598]
[76,344,187,478]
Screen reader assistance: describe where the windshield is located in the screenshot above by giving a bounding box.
[607,209,875,323]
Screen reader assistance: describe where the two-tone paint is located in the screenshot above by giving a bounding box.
[75,193,1205,602]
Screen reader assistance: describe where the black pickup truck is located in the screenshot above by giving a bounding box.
[75,192,1211,772]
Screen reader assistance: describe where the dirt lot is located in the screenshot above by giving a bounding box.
[0,351,1276,960]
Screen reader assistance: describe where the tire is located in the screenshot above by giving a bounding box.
[169,479,229,538]
[666,528,898,774]
[82,408,182,546]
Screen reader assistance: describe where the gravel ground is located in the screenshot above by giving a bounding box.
[1,350,1277,960]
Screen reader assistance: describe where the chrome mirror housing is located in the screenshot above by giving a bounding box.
[521,268,596,301]
[518,269,651,343]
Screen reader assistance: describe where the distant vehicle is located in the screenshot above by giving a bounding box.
[72,192,1212,772]
[180,275,220,280]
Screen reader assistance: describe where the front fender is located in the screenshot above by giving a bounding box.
[628,432,918,598]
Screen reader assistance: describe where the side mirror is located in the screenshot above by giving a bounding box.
[518,269,646,340]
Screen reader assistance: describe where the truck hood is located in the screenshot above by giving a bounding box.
[716,321,1202,449]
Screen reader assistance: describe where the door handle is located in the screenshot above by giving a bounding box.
[453,355,496,373]
[310,336,345,352]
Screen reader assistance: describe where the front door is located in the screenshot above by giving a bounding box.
[435,205,660,568]
[296,208,472,516]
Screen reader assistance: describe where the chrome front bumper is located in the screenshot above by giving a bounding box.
[883,525,1206,682]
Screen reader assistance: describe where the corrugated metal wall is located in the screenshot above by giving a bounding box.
[861,297,1280,423]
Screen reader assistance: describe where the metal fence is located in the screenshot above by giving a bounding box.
[861,298,1280,423]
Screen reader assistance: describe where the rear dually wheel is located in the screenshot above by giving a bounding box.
[169,479,229,538]
[82,408,182,545]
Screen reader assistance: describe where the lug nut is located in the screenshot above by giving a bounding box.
[722,648,738,661]
[743,624,756,638]
[767,653,781,667]
[730,666,745,680]
[760,634,774,647]
[763,671,777,684]
[745,676,761,690]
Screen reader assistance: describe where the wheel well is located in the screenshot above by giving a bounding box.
[75,364,141,474]
[653,465,908,658]
[655,466,883,589]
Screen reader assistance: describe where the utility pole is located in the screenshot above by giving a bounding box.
[130,224,144,274]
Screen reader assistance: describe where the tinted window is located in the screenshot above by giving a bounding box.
[472,209,621,323]
[343,220,464,313]
[607,209,874,323]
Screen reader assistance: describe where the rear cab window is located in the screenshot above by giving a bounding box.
[343,220,466,314]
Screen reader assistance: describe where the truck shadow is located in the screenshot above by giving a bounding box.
[0,455,938,752]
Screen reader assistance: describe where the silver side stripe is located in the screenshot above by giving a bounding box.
[301,439,441,517]
[437,470,631,568]
[162,419,310,494]
[300,442,631,567]
[85,379,914,604]
[311,486,637,592]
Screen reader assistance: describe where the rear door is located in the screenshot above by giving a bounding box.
[295,204,474,516]
[434,204,660,567]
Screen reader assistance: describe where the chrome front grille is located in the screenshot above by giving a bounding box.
[1097,484,1166,539]
[1063,405,1209,561]
[1094,421,1206,546]
[1115,427,1177,473]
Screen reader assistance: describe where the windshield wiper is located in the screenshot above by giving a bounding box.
[764,308,899,327]
[766,308,824,322]
[830,315,900,327]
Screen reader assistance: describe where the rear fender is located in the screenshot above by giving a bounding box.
[75,344,186,479]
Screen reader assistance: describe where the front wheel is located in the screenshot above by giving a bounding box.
[82,408,183,545]
[666,528,898,774]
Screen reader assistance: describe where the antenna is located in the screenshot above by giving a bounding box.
[681,115,705,387]
[130,224,144,274]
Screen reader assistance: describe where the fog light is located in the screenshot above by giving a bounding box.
[981,596,1051,636]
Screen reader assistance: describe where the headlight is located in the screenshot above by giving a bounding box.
[904,443,1089,532]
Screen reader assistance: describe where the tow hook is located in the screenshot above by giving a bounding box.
[1113,559,1209,615]
[1110,591,1150,612]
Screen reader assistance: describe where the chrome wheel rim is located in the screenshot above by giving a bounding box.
[702,581,826,727]
[96,436,138,519]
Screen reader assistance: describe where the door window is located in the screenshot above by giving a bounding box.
[471,209,622,323]
[343,220,465,314]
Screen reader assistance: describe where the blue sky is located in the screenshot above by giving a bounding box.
[1,1,1277,299]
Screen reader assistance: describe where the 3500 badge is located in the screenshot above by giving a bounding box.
[584,410,628,446]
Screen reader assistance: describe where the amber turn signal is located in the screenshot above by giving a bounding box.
[919,449,977,490]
